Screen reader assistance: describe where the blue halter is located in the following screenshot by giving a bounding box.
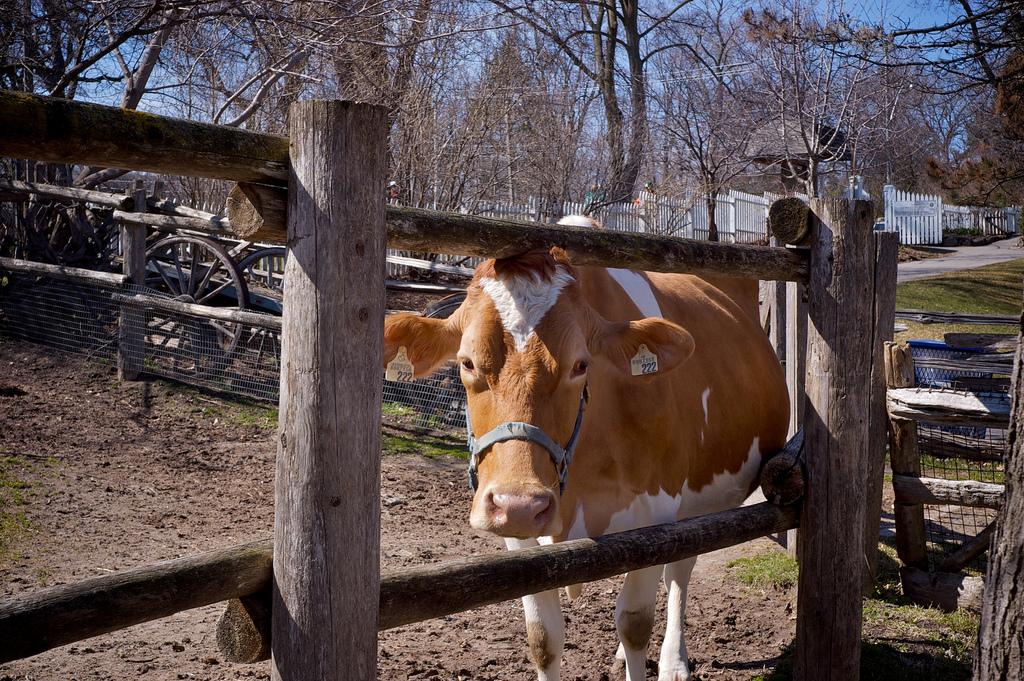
[465,385,588,495]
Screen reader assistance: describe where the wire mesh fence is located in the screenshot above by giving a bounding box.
[0,270,469,434]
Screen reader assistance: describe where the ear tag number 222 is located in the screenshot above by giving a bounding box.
[386,346,415,383]
[630,344,658,376]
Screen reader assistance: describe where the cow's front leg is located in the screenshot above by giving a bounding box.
[616,564,662,681]
[507,539,565,680]
[658,557,696,681]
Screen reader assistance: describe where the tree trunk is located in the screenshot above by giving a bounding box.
[706,191,719,242]
[973,300,1024,679]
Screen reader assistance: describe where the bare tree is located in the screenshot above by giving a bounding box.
[486,1,697,205]
[651,0,757,239]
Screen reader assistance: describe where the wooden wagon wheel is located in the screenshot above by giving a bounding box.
[236,246,285,380]
[237,246,286,298]
[143,234,250,377]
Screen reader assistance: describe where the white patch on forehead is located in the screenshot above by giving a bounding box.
[607,268,663,318]
[701,387,712,424]
[479,269,575,352]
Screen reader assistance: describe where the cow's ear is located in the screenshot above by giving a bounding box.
[590,317,695,380]
[383,314,462,378]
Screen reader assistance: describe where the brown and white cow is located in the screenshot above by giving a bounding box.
[382,221,789,681]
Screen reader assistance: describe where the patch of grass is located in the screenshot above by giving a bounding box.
[896,258,1024,317]
[753,540,977,680]
[727,551,799,591]
[0,455,37,565]
[752,638,972,681]
[381,431,466,459]
[382,402,415,417]
[894,320,1017,344]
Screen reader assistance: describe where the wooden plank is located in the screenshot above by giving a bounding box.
[795,198,875,681]
[384,280,466,294]
[272,100,387,681]
[936,520,996,573]
[0,256,127,288]
[891,474,1004,509]
[385,254,475,277]
[112,292,282,330]
[377,502,798,631]
[148,197,227,223]
[943,333,1018,351]
[899,567,984,613]
[865,230,899,596]
[895,309,1018,326]
[887,387,1011,425]
[113,209,234,237]
[387,205,809,282]
[0,539,274,664]
[918,429,1005,462]
[911,354,1014,375]
[0,179,135,210]
[0,90,289,183]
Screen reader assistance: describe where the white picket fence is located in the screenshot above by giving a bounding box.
[466,189,772,242]
[882,185,1021,245]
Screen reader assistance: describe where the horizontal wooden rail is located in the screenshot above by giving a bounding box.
[0,539,274,664]
[892,473,1004,509]
[911,354,1014,375]
[0,256,127,289]
[918,429,1005,462]
[113,209,234,237]
[386,206,809,282]
[378,501,798,630]
[887,387,1011,427]
[112,292,282,331]
[0,91,288,183]
[895,308,1019,326]
[0,179,135,210]
[0,501,798,663]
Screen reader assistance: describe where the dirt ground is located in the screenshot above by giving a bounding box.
[0,337,804,681]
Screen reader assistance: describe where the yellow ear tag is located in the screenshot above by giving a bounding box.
[630,344,658,376]
[386,346,415,383]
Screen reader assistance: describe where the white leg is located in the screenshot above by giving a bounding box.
[657,557,696,681]
[507,539,564,680]
[522,589,564,681]
[616,565,663,681]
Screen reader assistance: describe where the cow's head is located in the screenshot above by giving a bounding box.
[383,248,694,538]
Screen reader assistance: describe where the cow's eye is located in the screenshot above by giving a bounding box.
[461,358,475,372]
[572,360,588,375]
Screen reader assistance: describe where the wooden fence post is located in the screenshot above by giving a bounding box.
[794,198,875,681]
[118,179,146,381]
[785,279,807,561]
[886,342,929,571]
[864,231,899,595]
[272,100,387,681]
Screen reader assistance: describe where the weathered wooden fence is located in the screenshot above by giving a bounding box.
[0,89,894,681]
[884,312,1016,613]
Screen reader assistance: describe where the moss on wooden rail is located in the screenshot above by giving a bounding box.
[0,91,289,183]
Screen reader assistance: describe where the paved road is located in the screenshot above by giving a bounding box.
[897,237,1024,283]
